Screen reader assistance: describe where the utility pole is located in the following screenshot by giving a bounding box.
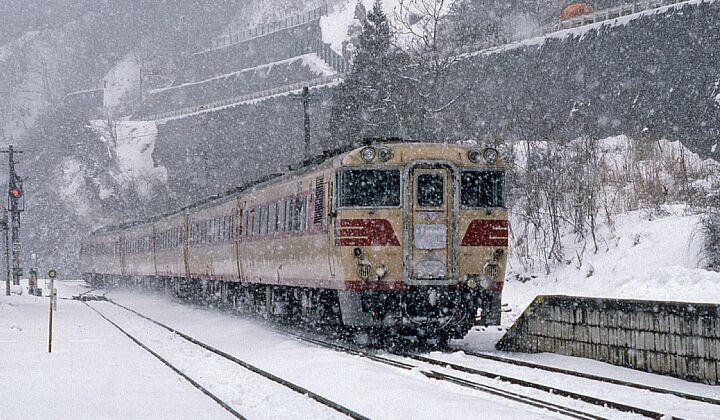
[0,145,23,286]
[302,86,311,160]
[292,86,313,160]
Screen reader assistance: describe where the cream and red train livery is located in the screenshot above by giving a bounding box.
[81,142,508,341]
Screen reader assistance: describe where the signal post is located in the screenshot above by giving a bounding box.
[0,145,23,287]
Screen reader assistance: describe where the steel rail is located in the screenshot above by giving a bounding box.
[83,302,247,419]
[404,353,682,420]
[450,348,720,406]
[276,330,644,420]
[104,299,369,420]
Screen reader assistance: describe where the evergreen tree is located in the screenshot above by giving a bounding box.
[328,0,406,147]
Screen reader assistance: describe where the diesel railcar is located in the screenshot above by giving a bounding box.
[81,142,508,343]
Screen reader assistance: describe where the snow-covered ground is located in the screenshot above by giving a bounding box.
[0,281,232,419]
[1,282,558,419]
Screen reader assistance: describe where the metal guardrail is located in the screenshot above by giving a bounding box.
[304,39,348,74]
[458,0,682,56]
[141,74,344,121]
[207,6,329,53]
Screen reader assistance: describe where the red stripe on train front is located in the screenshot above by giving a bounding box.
[335,219,401,246]
[461,220,509,247]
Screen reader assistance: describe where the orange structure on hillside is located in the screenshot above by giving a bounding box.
[560,3,594,21]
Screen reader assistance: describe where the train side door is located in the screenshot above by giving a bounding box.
[407,165,455,281]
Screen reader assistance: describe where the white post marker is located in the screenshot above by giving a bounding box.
[47,269,57,353]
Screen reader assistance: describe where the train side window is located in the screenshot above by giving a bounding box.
[268,204,277,235]
[285,199,292,232]
[292,196,303,232]
[305,195,311,230]
[226,215,231,240]
[255,210,261,236]
[242,212,248,237]
[260,206,267,236]
[277,200,285,233]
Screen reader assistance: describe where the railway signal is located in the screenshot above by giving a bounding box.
[8,177,22,199]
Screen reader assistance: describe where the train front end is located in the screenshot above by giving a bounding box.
[333,143,508,341]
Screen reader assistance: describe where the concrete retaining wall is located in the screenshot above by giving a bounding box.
[496,295,720,384]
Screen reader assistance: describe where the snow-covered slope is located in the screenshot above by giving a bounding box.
[89,119,167,201]
[502,134,720,326]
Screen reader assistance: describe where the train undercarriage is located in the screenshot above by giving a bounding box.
[83,273,501,347]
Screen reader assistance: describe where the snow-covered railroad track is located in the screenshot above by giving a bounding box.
[84,299,368,420]
[449,349,720,406]
[277,331,671,420]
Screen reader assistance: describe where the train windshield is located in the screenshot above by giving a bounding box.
[460,170,505,208]
[339,169,401,207]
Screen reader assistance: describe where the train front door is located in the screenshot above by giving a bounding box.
[407,164,455,282]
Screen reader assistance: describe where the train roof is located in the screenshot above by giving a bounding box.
[89,140,488,237]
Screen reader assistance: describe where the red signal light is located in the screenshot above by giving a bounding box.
[9,189,21,198]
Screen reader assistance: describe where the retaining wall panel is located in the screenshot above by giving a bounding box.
[496,295,720,384]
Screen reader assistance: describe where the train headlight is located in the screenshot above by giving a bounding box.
[377,147,393,162]
[375,265,387,280]
[468,149,482,163]
[494,249,505,260]
[361,147,376,162]
[483,148,499,164]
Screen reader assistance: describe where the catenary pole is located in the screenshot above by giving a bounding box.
[302,86,311,159]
